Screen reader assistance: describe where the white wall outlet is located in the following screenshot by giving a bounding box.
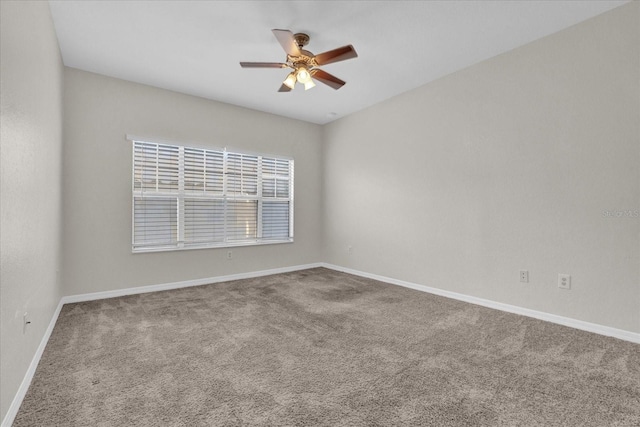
[558,274,571,290]
[226,250,233,260]
[347,245,353,254]
[519,270,529,283]
[23,312,31,334]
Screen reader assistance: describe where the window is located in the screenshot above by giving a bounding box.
[132,139,293,252]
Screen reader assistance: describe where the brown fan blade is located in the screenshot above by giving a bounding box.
[314,45,358,66]
[311,69,346,90]
[240,62,287,68]
[278,84,292,93]
[272,29,301,56]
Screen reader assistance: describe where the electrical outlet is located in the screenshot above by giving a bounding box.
[519,270,529,283]
[558,274,571,290]
[226,250,233,260]
[347,245,353,254]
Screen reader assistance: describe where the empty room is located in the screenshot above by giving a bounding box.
[1,0,638,425]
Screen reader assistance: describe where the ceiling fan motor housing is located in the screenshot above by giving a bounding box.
[290,34,316,69]
[287,52,317,70]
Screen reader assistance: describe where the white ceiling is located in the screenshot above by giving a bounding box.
[48,1,627,125]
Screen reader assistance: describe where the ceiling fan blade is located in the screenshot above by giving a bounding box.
[272,29,301,56]
[311,69,346,90]
[278,84,292,93]
[240,62,287,68]
[314,45,358,66]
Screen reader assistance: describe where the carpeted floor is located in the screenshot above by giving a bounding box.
[14,268,640,426]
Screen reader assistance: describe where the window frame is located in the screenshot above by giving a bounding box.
[130,136,294,253]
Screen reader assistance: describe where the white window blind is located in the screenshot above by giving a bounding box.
[132,139,293,252]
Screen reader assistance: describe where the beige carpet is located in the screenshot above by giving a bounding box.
[14,268,640,426]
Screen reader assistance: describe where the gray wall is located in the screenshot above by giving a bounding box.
[2,1,638,422]
[0,0,64,420]
[62,68,323,296]
[322,3,639,333]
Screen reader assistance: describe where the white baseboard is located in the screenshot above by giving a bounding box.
[320,263,640,344]
[62,262,323,304]
[2,299,65,427]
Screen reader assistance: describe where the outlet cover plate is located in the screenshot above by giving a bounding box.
[558,274,571,290]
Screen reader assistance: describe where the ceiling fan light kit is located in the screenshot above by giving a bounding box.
[296,66,311,83]
[283,72,297,89]
[303,79,316,91]
[240,29,357,92]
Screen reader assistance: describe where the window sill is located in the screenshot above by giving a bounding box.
[132,238,294,254]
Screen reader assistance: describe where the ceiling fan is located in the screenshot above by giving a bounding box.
[240,29,358,92]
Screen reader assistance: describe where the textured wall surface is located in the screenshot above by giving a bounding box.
[62,68,323,296]
[322,3,639,333]
[0,0,64,421]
